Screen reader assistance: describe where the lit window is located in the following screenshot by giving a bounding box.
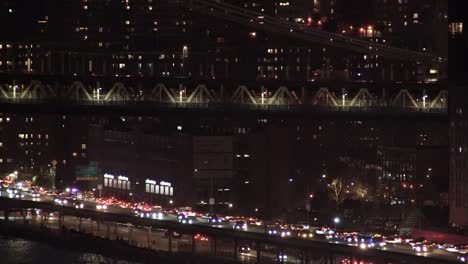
[72,152,77,157]
[449,22,463,34]
[19,134,25,139]
[81,143,87,150]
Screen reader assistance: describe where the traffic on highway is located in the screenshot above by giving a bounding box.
[0,179,465,263]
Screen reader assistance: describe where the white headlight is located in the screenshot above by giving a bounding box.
[188,219,193,224]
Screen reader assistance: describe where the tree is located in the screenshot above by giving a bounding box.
[329,178,344,210]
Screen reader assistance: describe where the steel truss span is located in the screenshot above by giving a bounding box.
[0,81,447,116]
[177,0,445,64]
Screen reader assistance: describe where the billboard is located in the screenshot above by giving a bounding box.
[75,163,98,181]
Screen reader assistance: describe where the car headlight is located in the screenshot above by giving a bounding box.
[360,244,367,249]
[460,256,466,262]
[218,219,222,223]
[286,231,291,236]
[379,242,386,247]
[422,246,428,252]
[415,246,421,252]
[188,219,193,224]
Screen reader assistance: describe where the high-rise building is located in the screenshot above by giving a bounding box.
[448,0,468,227]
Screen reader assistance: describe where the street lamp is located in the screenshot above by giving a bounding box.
[333,217,340,230]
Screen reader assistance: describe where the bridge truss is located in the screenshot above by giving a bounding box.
[0,81,448,114]
[181,0,445,65]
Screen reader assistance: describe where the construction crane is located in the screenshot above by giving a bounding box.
[174,0,445,65]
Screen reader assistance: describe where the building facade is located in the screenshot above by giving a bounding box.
[448,0,468,227]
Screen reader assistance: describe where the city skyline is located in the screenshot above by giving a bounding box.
[0,1,466,264]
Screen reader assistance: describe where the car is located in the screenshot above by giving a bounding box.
[296,230,314,239]
[239,244,251,253]
[357,234,375,249]
[208,214,223,224]
[28,191,41,198]
[385,235,402,244]
[373,235,387,248]
[96,204,108,210]
[345,234,358,244]
[13,192,25,199]
[179,215,196,224]
[74,202,84,209]
[279,229,292,238]
[274,253,288,262]
[458,253,468,262]
[193,233,209,241]
[412,242,432,253]
[54,198,68,205]
[233,220,247,230]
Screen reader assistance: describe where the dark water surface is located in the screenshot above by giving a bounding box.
[0,236,141,264]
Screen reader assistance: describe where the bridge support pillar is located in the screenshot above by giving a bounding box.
[96,221,101,233]
[127,225,133,244]
[191,233,196,255]
[114,223,118,239]
[4,209,10,223]
[233,239,238,260]
[78,217,83,231]
[147,227,152,249]
[301,249,309,264]
[211,236,217,256]
[58,213,64,227]
[279,247,284,263]
[328,251,333,264]
[256,241,261,263]
[21,209,27,224]
[167,230,173,253]
[105,223,111,239]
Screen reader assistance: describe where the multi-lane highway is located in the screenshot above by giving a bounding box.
[0,187,463,264]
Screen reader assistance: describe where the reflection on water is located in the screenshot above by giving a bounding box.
[0,236,141,264]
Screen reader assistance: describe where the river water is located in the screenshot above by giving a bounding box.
[0,236,141,264]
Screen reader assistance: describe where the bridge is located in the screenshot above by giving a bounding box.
[182,0,445,65]
[0,196,458,264]
[0,79,448,119]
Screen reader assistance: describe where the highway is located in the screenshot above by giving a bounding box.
[0,188,462,264]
